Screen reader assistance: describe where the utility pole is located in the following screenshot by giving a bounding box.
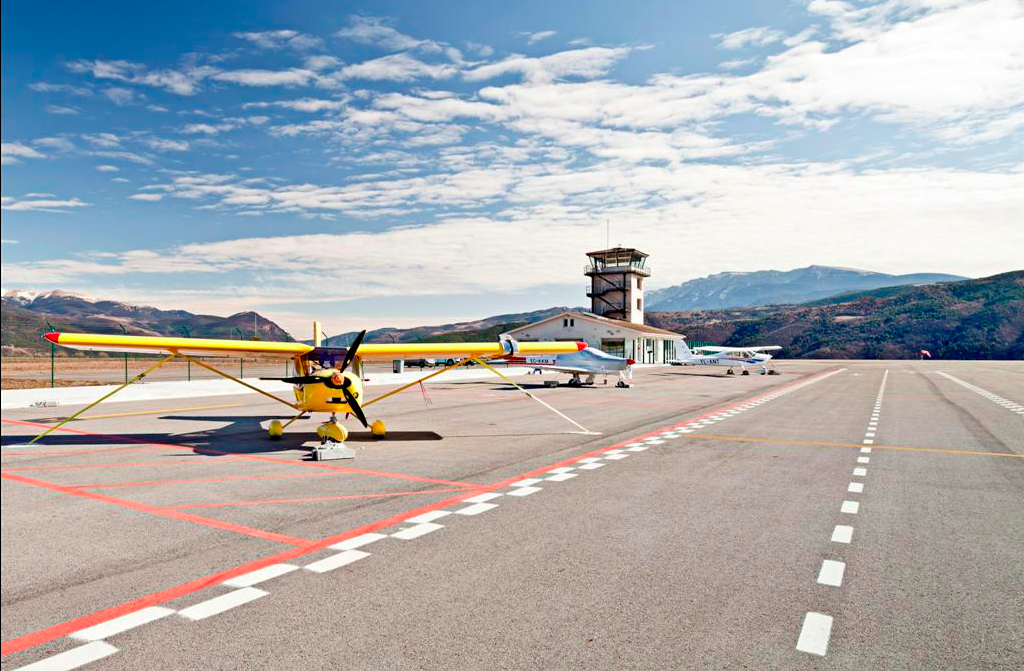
[234,327,244,378]
[118,324,128,383]
[45,321,56,388]
[180,325,193,381]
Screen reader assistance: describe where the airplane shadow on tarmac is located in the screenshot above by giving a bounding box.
[3,413,442,459]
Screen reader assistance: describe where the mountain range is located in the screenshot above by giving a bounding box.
[2,290,293,354]
[646,265,966,311]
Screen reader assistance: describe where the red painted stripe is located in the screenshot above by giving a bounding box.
[168,487,464,510]
[0,472,309,547]
[0,368,840,658]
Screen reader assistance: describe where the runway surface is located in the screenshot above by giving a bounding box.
[2,360,1022,669]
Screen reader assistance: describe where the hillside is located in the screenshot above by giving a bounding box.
[646,265,966,311]
[319,307,584,346]
[645,271,1024,359]
[2,290,294,354]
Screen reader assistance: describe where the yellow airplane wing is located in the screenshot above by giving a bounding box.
[353,341,585,360]
[43,332,313,359]
[43,332,584,361]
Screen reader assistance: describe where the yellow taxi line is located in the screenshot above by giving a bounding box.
[40,403,246,423]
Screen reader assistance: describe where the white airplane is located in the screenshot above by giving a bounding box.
[493,346,635,387]
[668,340,781,375]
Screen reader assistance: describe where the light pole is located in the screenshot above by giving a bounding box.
[118,324,128,383]
[45,321,56,388]
[180,325,193,381]
[234,327,244,378]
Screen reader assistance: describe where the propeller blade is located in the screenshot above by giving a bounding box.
[341,384,369,428]
[260,375,323,385]
[339,330,366,373]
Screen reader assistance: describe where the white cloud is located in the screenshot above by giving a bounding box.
[29,82,94,96]
[103,86,137,105]
[145,137,190,151]
[233,30,323,51]
[717,26,786,50]
[245,97,348,112]
[181,122,240,135]
[1,195,89,212]
[47,104,80,115]
[465,47,631,83]
[96,164,119,172]
[129,193,164,201]
[1,142,46,165]
[146,104,170,113]
[518,30,557,45]
[339,53,456,81]
[465,42,494,57]
[212,68,316,87]
[336,16,432,52]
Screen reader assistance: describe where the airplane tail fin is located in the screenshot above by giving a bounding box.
[674,338,694,359]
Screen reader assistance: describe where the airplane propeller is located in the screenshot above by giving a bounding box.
[259,330,370,428]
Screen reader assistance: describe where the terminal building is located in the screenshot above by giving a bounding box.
[506,247,683,364]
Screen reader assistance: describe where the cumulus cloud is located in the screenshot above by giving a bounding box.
[244,97,348,112]
[518,30,557,45]
[30,82,94,96]
[212,68,316,87]
[95,164,119,172]
[335,16,433,52]
[339,53,457,81]
[233,29,324,51]
[1,142,46,165]
[465,47,632,83]
[717,26,785,50]
[129,193,164,201]
[1,195,88,211]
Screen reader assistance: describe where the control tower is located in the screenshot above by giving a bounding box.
[584,247,650,324]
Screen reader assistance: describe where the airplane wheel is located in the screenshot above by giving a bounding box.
[268,420,283,440]
[769,370,779,376]
[727,370,735,375]
[371,420,386,438]
[741,370,750,376]
[319,422,347,443]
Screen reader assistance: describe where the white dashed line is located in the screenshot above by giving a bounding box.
[577,462,605,470]
[857,457,869,464]
[69,607,175,641]
[456,502,498,515]
[223,563,300,588]
[604,453,629,460]
[506,486,541,497]
[861,447,871,453]
[840,500,860,514]
[464,492,503,503]
[329,531,391,550]
[936,372,1024,416]
[831,525,854,544]
[548,467,576,474]
[303,549,371,574]
[14,642,119,671]
[853,467,867,477]
[546,472,577,482]
[392,522,444,540]
[796,612,833,656]
[626,445,649,451]
[510,478,544,487]
[817,560,846,587]
[178,587,268,620]
[848,482,864,493]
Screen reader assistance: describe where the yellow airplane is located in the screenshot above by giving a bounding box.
[34,322,586,447]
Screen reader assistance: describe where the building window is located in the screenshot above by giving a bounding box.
[636,298,642,311]
[563,318,568,327]
[637,277,643,290]
[569,318,575,327]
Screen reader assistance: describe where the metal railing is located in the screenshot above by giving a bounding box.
[584,264,652,277]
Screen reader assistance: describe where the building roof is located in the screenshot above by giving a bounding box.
[507,310,683,339]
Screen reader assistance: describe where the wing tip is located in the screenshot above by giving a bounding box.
[576,341,587,351]
[42,332,61,344]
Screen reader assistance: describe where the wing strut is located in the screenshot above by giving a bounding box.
[363,357,477,408]
[472,357,600,436]
[29,353,178,444]
[177,354,300,410]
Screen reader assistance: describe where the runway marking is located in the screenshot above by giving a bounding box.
[797,612,833,656]
[817,560,846,587]
[455,502,498,515]
[12,641,118,670]
[853,467,867,477]
[167,487,464,510]
[510,478,543,487]
[546,473,577,481]
[0,471,309,546]
[37,403,246,423]
[223,564,300,588]
[549,466,577,473]
[65,471,350,490]
[680,434,1021,459]
[848,482,864,493]
[936,372,1024,415]
[626,445,649,451]
[604,453,629,460]
[831,525,854,544]
[857,457,869,464]
[303,549,370,574]
[177,587,268,620]
[68,607,175,642]
[506,486,541,496]
[331,532,391,549]
[840,501,859,514]
[463,492,503,503]
[577,462,605,470]
[392,522,444,540]
[405,511,451,524]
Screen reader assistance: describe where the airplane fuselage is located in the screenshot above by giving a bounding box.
[293,368,364,413]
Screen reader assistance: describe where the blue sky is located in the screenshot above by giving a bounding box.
[2,0,1022,336]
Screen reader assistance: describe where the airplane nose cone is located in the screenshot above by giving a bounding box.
[626,359,635,365]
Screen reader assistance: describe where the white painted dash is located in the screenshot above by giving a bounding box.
[626,445,649,451]
[796,612,833,656]
[392,522,444,540]
[853,467,867,477]
[831,525,854,544]
[463,492,503,503]
[861,447,872,453]
[506,486,541,497]
[70,607,175,641]
[817,560,846,587]
[857,457,869,464]
[548,466,576,474]
[15,642,119,671]
[456,502,498,516]
[223,563,300,588]
[304,550,371,574]
[178,587,268,620]
[577,462,605,470]
[510,478,543,487]
[546,472,577,482]
[329,531,391,550]
[603,453,629,460]
[848,482,864,493]
[841,500,860,514]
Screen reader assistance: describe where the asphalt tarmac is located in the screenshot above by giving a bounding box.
[2,360,1022,669]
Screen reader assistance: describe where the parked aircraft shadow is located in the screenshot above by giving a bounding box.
[2,413,442,459]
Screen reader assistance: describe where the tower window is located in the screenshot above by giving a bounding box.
[637,298,642,311]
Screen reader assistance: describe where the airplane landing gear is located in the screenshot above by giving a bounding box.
[727,369,735,375]
[768,369,779,376]
[741,370,750,376]
[268,420,283,440]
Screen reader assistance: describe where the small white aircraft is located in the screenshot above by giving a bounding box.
[493,346,635,387]
[668,340,781,375]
